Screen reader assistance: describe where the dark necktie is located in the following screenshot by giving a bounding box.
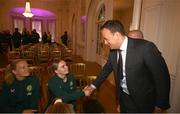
[117,49,123,80]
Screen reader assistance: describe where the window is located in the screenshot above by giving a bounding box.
[13,18,24,33]
[96,4,109,59]
[32,20,42,41]
[96,5,105,55]
[47,20,56,42]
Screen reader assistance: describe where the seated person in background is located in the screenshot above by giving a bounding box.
[47,60,90,110]
[45,98,75,113]
[128,29,144,39]
[0,59,40,113]
[82,99,105,113]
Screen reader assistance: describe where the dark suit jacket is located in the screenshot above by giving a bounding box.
[93,38,170,112]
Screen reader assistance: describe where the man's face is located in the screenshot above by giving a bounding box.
[101,28,120,49]
[55,61,69,76]
[13,61,30,77]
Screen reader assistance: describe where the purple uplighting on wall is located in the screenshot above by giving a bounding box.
[81,16,86,23]
[11,7,55,17]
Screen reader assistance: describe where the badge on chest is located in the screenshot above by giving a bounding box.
[26,84,32,96]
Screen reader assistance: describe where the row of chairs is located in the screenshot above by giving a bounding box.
[7,47,62,66]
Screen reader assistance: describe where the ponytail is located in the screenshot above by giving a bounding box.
[4,64,15,85]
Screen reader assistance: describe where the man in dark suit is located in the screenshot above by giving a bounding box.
[85,20,170,112]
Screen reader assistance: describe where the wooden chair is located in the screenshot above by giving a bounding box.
[75,75,96,90]
[7,51,21,63]
[47,65,54,77]
[0,68,5,84]
[28,66,43,84]
[75,75,98,112]
[38,83,49,112]
[70,63,86,77]
[37,50,50,66]
[51,50,61,62]
[63,49,73,66]
[0,68,5,95]
[28,66,49,112]
[22,51,35,65]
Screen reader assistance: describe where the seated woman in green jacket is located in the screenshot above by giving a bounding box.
[47,60,90,109]
[0,59,40,113]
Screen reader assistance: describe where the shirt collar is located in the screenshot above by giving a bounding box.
[120,36,128,51]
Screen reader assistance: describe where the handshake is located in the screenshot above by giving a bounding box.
[82,85,95,96]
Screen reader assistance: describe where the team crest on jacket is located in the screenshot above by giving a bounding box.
[26,85,32,96]
[26,85,32,92]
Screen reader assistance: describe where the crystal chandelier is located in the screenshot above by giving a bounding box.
[22,0,34,18]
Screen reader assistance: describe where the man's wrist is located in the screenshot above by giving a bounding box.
[90,84,96,89]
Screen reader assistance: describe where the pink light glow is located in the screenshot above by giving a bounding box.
[11,7,55,17]
[81,16,86,23]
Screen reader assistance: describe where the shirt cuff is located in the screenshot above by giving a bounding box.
[91,84,96,89]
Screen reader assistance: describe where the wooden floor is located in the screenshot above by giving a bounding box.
[0,52,118,113]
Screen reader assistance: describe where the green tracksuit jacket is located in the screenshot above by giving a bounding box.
[48,73,84,103]
[0,75,40,113]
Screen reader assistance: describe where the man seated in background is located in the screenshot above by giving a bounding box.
[128,29,144,39]
[61,31,68,46]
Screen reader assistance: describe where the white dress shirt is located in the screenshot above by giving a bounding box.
[119,36,130,94]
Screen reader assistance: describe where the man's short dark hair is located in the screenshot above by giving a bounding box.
[100,20,126,35]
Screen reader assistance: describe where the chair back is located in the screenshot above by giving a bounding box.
[0,68,5,84]
[7,51,21,62]
[51,51,61,62]
[29,66,43,83]
[63,49,73,66]
[22,51,35,65]
[75,75,96,89]
[70,63,86,77]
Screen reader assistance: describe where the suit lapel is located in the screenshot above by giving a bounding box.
[126,38,135,73]
[110,50,118,75]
